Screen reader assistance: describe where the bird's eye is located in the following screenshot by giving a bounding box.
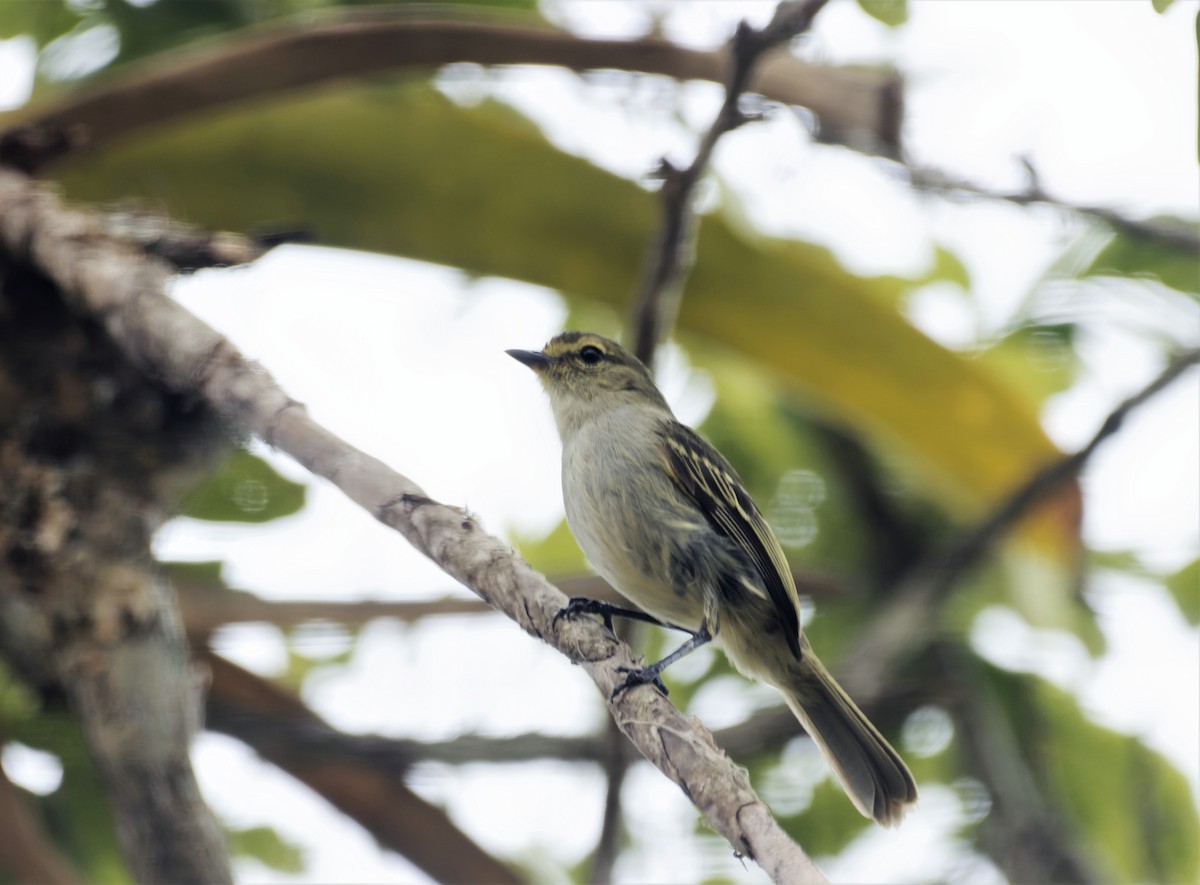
[578,345,604,365]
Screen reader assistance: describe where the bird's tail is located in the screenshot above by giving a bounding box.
[778,654,917,827]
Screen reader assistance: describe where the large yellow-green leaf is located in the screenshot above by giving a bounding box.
[48,81,1074,568]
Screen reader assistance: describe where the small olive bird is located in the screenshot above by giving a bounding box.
[508,331,917,827]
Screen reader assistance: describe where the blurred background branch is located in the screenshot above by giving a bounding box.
[907,163,1200,253]
[0,6,899,173]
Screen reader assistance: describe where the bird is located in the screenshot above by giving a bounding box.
[508,331,918,827]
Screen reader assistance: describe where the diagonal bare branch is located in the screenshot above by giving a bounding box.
[839,346,1200,702]
[0,165,827,885]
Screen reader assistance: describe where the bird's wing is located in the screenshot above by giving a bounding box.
[661,422,803,661]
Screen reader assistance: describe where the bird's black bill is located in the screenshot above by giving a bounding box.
[506,348,551,369]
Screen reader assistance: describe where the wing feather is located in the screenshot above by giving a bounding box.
[661,423,803,661]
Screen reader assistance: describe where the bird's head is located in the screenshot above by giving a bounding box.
[507,332,670,433]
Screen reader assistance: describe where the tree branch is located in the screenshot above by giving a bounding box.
[0,166,827,884]
[0,8,900,173]
[629,0,831,363]
[0,762,84,885]
[935,645,1098,884]
[0,257,232,881]
[838,346,1200,702]
[175,568,850,637]
[176,581,492,639]
[907,164,1200,253]
[203,650,523,884]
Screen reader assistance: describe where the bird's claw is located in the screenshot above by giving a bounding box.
[612,665,669,699]
[553,596,615,632]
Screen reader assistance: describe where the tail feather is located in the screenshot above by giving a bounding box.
[780,656,917,827]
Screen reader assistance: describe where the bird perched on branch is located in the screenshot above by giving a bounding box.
[508,331,917,827]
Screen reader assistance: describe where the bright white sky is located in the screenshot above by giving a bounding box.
[1,2,1197,883]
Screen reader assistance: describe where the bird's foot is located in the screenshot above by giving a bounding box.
[612,665,669,699]
[553,596,616,631]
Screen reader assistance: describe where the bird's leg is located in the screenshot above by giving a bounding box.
[554,596,682,634]
[613,622,714,699]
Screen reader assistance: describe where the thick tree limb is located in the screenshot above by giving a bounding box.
[0,9,900,173]
[629,0,832,363]
[0,763,84,885]
[0,167,826,884]
[0,254,232,881]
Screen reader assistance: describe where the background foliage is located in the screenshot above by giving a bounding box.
[0,0,1196,882]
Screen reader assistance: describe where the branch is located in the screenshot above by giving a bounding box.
[0,762,84,885]
[176,581,493,638]
[629,0,831,363]
[810,421,928,588]
[907,164,1200,253]
[839,346,1200,702]
[175,569,850,636]
[203,650,523,884]
[0,9,900,173]
[0,262,232,880]
[932,346,1200,599]
[0,167,827,884]
[935,645,1098,884]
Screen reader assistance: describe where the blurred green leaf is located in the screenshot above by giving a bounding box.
[0,660,38,723]
[511,517,587,578]
[977,323,1079,404]
[9,712,129,884]
[180,449,305,523]
[227,824,306,873]
[1165,558,1199,625]
[779,777,871,857]
[277,636,354,693]
[0,0,83,45]
[855,0,908,27]
[1151,0,1178,12]
[1085,221,1200,296]
[930,244,971,290]
[987,663,1200,884]
[164,559,228,587]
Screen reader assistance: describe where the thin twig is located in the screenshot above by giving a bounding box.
[628,0,831,364]
[908,164,1200,253]
[839,347,1200,701]
[929,345,1200,599]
